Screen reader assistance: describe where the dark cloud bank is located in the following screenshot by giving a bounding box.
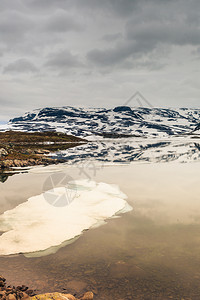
[0,0,200,120]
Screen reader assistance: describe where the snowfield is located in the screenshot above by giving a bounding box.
[4,106,200,139]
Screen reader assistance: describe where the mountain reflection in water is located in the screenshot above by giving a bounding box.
[1,139,200,183]
[49,139,200,164]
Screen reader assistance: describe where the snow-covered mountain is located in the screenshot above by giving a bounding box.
[6,106,200,139]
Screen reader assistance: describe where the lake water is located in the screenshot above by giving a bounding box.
[1,139,200,299]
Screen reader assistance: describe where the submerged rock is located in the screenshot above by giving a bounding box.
[0,148,8,157]
[0,276,93,300]
[0,276,35,300]
[79,292,94,300]
[30,292,94,300]
[1,160,14,168]
[0,173,8,183]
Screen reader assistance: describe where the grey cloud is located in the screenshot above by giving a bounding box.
[0,97,15,106]
[102,33,122,42]
[0,11,34,46]
[45,50,83,71]
[0,49,4,57]
[192,46,200,60]
[87,42,165,71]
[133,59,166,71]
[87,37,161,69]
[194,47,200,54]
[22,0,67,10]
[87,42,135,67]
[23,0,68,12]
[1,0,200,120]
[0,96,27,122]
[126,20,200,47]
[100,0,139,16]
[74,0,140,17]
[87,0,200,70]
[22,0,140,17]
[0,4,83,55]
[4,59,38,74]
[44,10,82,33]
[0,0,23,12]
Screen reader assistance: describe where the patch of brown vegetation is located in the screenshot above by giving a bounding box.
[0,131,87,170]
[0,131,85,144]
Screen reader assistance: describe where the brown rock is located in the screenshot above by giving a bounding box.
[13,159,22,167]
[79,292,93,300]
[34,149,50,155]
[30,292,75,300]
[0,148,8,157]
[64,295,76,300]
[21,292,30,300]
[34,150,44,155]
[29,159,36,165]
[1,160,13,168]
[0,276,6,281]
[21,160,29,167]
[42,150,50,154]
[7,294,16,300]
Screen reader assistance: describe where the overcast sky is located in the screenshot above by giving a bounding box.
[1,0,200,121]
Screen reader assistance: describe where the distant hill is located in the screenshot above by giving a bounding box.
[5,106,200,138]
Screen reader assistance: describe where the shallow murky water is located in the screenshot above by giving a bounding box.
[1,162,200,299]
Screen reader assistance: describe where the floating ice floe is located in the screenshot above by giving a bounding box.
[0,179,132,256]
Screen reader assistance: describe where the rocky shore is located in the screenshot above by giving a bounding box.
[0,276,93,300]
[0,276,35,300]
[0,148,64,169]
[0,131,86,170]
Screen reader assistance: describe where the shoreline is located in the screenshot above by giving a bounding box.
[0,131,87,171]
[0,276,93,300]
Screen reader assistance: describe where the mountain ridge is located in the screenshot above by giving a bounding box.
[6,106,200,138]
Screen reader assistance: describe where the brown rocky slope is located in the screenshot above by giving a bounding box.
[0,131,87,170]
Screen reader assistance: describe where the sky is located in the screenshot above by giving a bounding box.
[1,0,200,121]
